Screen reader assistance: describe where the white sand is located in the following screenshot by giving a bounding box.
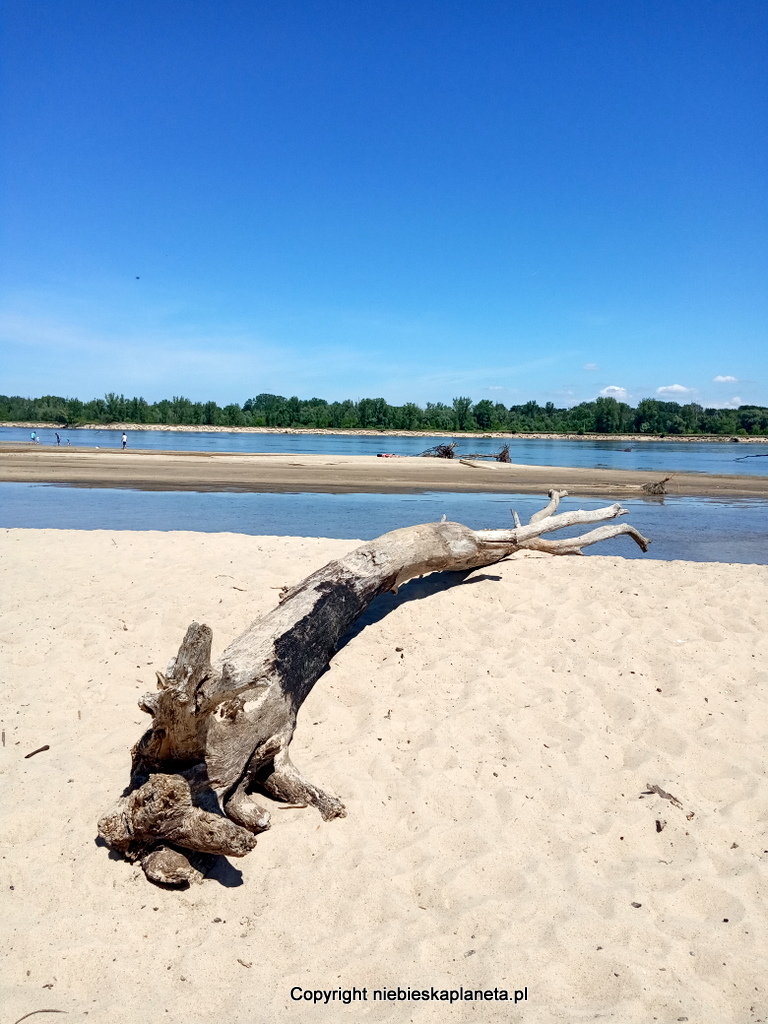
[1,529,767,1023]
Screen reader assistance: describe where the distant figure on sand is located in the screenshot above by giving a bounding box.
[30,431,37,443]
[55,432,61,445]
[121,432,128,450]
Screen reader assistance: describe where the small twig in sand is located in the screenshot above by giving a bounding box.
[642,784,683,809]
[276,803,308,810]
[24,745,50,759]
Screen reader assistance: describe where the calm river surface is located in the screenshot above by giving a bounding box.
[3,426,767,476]
[1,483,766,565]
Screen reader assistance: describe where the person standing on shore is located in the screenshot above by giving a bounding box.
[55,432,61,445]
[121,432,128,449]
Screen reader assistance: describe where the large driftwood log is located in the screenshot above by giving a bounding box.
[98,492,650,885]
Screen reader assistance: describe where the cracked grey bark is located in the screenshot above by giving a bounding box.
[98,492,649,885]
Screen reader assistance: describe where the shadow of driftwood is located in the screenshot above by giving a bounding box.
[205,856,245,888]
[337,569,502,652]
[94,833,245,888]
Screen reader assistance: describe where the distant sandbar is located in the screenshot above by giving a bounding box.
[2,444,767,498]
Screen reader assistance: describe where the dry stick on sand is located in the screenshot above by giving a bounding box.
[24,744,50,759]
[98,490,650,887]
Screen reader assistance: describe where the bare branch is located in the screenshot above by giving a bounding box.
[529,488,569,524]
[475,501,628,546]
[517,522,650,556]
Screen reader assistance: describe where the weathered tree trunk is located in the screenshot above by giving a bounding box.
[98,492,649,886]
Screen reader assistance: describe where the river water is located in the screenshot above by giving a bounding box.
[2,428,766,563]
[1,483,766,565]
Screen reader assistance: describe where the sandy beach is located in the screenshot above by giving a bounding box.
[3,444,768,498]
[1,527,767,1023]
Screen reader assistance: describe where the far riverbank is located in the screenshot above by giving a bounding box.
[3,421,767,444]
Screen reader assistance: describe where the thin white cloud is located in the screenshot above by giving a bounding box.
[706,396,743,409]
[0,309,569,405]
[582,363,598,371]
[0,311,378,402]
[599,385,628,399]
[656,384,693,395]
[713,375,737,383]
[393,356,558,390]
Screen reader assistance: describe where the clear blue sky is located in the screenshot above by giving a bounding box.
[2,0,766,408]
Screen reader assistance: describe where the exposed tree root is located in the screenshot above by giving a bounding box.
[642,476,673,495]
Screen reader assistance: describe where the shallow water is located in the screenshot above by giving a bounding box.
[3,426,766,477]
[1,483,766,565]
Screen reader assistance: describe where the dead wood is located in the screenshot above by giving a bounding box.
[24,744,50,758]
[419,441,457,458]
[98,493,650,886]
[642,476,672,495]
[642,784,683,809]
[455,444,511,462]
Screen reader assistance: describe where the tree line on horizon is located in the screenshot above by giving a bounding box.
[1,391,767,436]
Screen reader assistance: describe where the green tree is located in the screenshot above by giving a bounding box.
[221,404,242,425]
[104,392,127,422]
[423,402,455,431]
[452,396,474,431]
[593,397,621,433]
[634,399,664,433]
[472,399,495,430]
[170,396,193,424]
